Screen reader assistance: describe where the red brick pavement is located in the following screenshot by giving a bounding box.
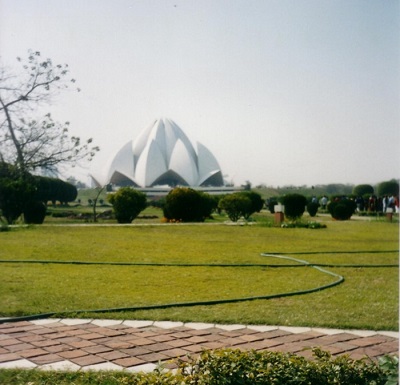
[0,319,398,372]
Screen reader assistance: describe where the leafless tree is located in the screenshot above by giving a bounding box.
[0,50,99,175]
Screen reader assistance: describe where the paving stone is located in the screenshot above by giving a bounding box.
[78,332,105,340]
[169,331,193,339]
[90,327,126,337]
[378,331,399,338]
[7,343,35,352]
[279,326,312,334]
[184,336,208,344]
[0,359,37,369]
[121,346,152,356]
[237,334,265,342]
[247,325,279,332]
[103,340,133,349]
[165,339,193,348]
[60,319,92,325]
[127,363,158,373]
[0,338,22,347]
[129,337,155,346]
[31,339,62,348]
[19,348,48,358]
[68,340,97,349]
[58,349,89,359]
[123,320,154,328]
[19,334,44,343]
[30,353,64,365]
[350,336,393,347]
[81,361,124,371]
[31,319,61,325]
[55,336,82,344]
[113,356,146,367]
[97,350,129,361]
[40,360,81,371]
[153,321,184,329]
[136,352,170,362]
[0,353,22,363]
[202,341,227,349]
[216,324,246,331]
[91,320,123,327]
[145,342,174,353]
[218,337,246,347]
[44,344,71,353]
[184,322,215,330]
[184,344,207,353]
[344,330,377,337]
[71,354,106,367]
[83,345,113,354]
[162,347,190,358]
[150,334,175,342]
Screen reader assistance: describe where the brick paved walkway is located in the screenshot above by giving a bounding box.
[0,319,398,372]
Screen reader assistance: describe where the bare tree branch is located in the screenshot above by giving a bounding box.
[0,50,99,175]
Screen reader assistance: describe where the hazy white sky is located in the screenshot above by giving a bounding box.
[1,0,399,187]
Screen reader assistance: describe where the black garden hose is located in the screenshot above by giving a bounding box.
[0,250,397,324]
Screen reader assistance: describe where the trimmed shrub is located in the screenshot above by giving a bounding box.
[307,201,319,217]
[34,176,78,205]
[218,193,252,222]
[240,191,264,219]
[353,184,374,197]
[280,193,307,220]
[377,180,399,197]
[328,198,357,220]
[163,187,214,222]
[23,201,47,224]
[107,187,147,223]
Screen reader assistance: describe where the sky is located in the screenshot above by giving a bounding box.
[0,0,399,187]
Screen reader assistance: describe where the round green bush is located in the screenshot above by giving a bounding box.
[218,193,252,222]
[328,198,356,220]
[307,202,319,217]
[163,187,214,222]
[107,187,147,223]
[23,201,47,224]
[280,193,307,220]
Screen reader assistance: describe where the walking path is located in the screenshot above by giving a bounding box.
[0,319,398,372]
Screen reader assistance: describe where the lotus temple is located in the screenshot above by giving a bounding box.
[91,118,236,195]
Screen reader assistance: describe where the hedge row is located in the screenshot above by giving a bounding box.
[0,349,397,385]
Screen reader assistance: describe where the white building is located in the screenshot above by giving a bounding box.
[92,118,224,189]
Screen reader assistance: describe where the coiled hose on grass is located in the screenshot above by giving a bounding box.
[0,250,397,324]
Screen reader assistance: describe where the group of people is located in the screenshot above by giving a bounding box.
[355,195,399,213]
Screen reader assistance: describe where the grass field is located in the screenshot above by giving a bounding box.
[0,216,398,330]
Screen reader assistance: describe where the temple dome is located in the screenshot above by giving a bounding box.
[94,118,224,188]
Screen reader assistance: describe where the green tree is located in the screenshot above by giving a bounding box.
[0,50,99,175]
[377,180,399,196]
[280,193,307,220]
[218,193,252,222]
[107,187,147,223]
[352,184,374,196]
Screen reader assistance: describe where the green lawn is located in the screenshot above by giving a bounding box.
[0,219,398,330]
